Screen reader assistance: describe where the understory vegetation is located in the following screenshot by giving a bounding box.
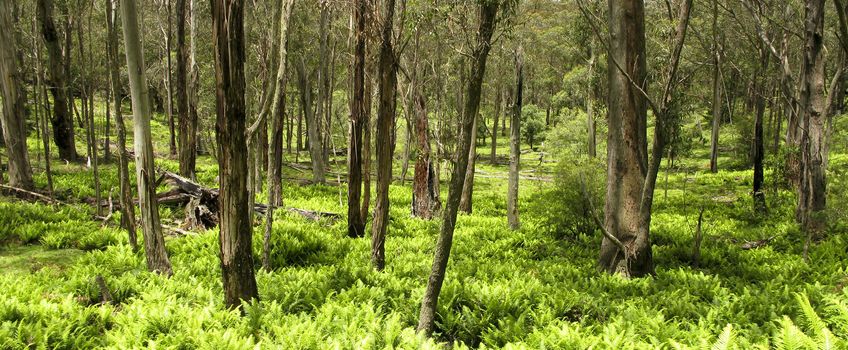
[1,113,847,349]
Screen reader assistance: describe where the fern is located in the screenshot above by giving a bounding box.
[711,324,733,350]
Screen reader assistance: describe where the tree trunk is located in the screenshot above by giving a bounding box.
[490,87,501,163]
[211,0,259,308]
[297,59,326,183]
[106,0,136,250]
[458,112,478,213]
[709,0,721,173]
[361,65,373,221]
[797,0,827,238]
[0,2,34,190]
[418,1,499,336]
[263,0,295,271]
[599,0,652,277]
[37,0,77,162]
[507,49,522,230]
[120,0,173,275]
[165,0,176,158]
[371,0,398,271]
[412,84,439,219]
[34,32,54,195]
[587,46,597,158]
[317,4,331,165]
[347,0,367,238]
[753,48,769,214]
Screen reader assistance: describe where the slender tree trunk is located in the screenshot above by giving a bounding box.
[79,15,102,216]
[211,0,259,308]
[798,0,827,240]
[34,30,54,195]
[709,0,721,173]
[106,0,137,251]
[490,87,501,163]
[371,0,399,271]
[37,0,77,162]
[296,59,326,183]
[317,3,331,164]
[263,0,295,271]
[165,0,176,157]
[507,49,522,230]
[361,66,373,221]
[412,82,439,219]
[587,46,597,158]
[120,0,173,275]
[418,1,499,335]
[0,2,34,190]
[348,0,367,238]
[753,48,769,213]
[458,112,478,213]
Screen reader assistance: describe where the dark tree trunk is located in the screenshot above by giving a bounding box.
[418,1,499,336]
[507,49,522,230]
[371,0,399,271]
[37,0,77,162]
[709,0,721,173]
[176,0,198,179]
[165,0,176,158]
[797,0,827,242]
[753,48,769,214]
[347,0,367,238]
[211,0,259,309]
[0,2,34,190]
[361,65,373,222]
[106,0,137,251]
[120,0,173,275]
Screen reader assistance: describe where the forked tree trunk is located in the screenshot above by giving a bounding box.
[0,2,34,190]
[263,0,295,271]
[507,49,522,230]
[211,0,259,308]
[106,0,136,250]
[347,0,367,238]
[418,1,499,336]
[371,0,399,271]
[120,0,172,275]
[37,0,77,162]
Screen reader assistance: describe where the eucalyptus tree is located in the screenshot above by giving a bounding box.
[120,0,173,275]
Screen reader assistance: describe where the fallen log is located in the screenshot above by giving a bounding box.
[287,207,341,223]
[0,184,61,205]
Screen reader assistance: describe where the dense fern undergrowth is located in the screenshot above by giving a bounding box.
[1,114,848,349]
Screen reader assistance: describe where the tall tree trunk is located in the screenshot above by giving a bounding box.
[753,48,770,213]
[361,66,373,221]
[587,46,597,158]
[165,0,176,157]
[418,1,499,336]
[120,0,173,275]
[348,0,367,238]
[371,0,398,271]
[106,0,136,250]
[709,0,721,173]
[490,87,501,163]
[458,113,478,213]
[34,30,54,195]
[297,59,325,183]
[798,0,827,240]
[176,0,198,179]
[211,0,259,308]
[507,49,522,230]
[263,0,295,271]
[37,0,77,162]
[0,2,34,190]
[317,3,331,164]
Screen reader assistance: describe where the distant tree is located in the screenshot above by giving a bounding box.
[211,0,259,308]
[120,0,173,275]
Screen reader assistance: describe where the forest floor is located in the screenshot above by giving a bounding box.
[1,112,847,349]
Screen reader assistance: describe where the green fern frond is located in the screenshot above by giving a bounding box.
[795,293,828,339]
[710,324,733,350]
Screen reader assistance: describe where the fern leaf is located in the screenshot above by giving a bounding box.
[711,324,733,350]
